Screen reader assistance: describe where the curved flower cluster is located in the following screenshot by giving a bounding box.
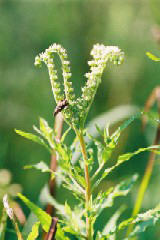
[35,43,124,130]
[78,44,124,126]
[35,43,75,104]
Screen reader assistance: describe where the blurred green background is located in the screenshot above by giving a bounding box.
[0,0,160,239]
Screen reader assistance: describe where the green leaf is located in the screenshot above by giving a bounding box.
[72,105,137,164]
[18,193,51,232]
[117,145,160,164]
[61,176,85,199]
[64,202,72,217]
[56,224,69,240]
[101,206,126,240]
[39,118,56,148]
[15,129,51,153]
[27,221,40,240]
[93,174,138,218]
[24,161,55,179]
[119,204,160,239]
[95,124,104,137]
[93,145,160,190]
[119,111,141,131]
[102,204,160,239]
[61,127,71,143]
[146,52,160,61]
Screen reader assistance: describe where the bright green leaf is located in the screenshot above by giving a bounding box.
[27,221,40,240]
[24,161,55,179]
[15,129,51,153]
[18,193,51,232]
[93,174,138,218]
[102,206,126,240]
[55,224,69,240]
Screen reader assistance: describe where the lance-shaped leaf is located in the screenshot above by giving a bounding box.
[61,202,86,237]
[15,129,51,153]
[121,203,160,239]
[18,193,51,232]
[101,205,126,240]
[92,145,160,191]
[104,203,160,239]
[39,118,56,148]
[92,174,138,218]
[24,161,55,179]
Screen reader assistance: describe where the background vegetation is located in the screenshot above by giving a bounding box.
[0,0,160,239]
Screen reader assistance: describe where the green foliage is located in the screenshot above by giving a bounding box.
[24,161,55,179]
[56,224,69,240]
[102,203,160,239]
[92,174,138,221]
[27,221,40,240]
[15,129,52,153]
[125,203,160,239]
[14,44,160,240]
[18,193,51,233]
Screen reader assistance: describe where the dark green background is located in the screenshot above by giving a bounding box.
[0,0,160,239]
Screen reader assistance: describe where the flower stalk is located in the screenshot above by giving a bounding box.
[77,130,92,240]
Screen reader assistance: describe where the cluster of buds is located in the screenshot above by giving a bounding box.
[35,43,124,130]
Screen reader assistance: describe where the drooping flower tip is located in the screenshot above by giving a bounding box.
[3,194,14,219]
[90,44,124,65]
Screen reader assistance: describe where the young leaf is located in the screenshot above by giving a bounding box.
[61,127,71,143]
[93,174,138,218]
[119,204,160,239]
[92,145,160,190]
[15,129,51,153]
[27,221,40,240]
[55,224,69,240]
[101,205,126,240]
[24,161,55,179]
[18,193,51,232]
[72,105,137,165]
[64,201,72,217]
[119,111,141,132]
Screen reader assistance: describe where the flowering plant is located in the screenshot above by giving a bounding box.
[3,44,160,240]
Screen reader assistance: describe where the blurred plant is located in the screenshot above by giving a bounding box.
[0,169,24,239]
[6,44,160,239]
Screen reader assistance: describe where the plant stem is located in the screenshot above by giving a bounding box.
[12,220,23,240]
[77,130,92,240]
[46,113,64,217]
